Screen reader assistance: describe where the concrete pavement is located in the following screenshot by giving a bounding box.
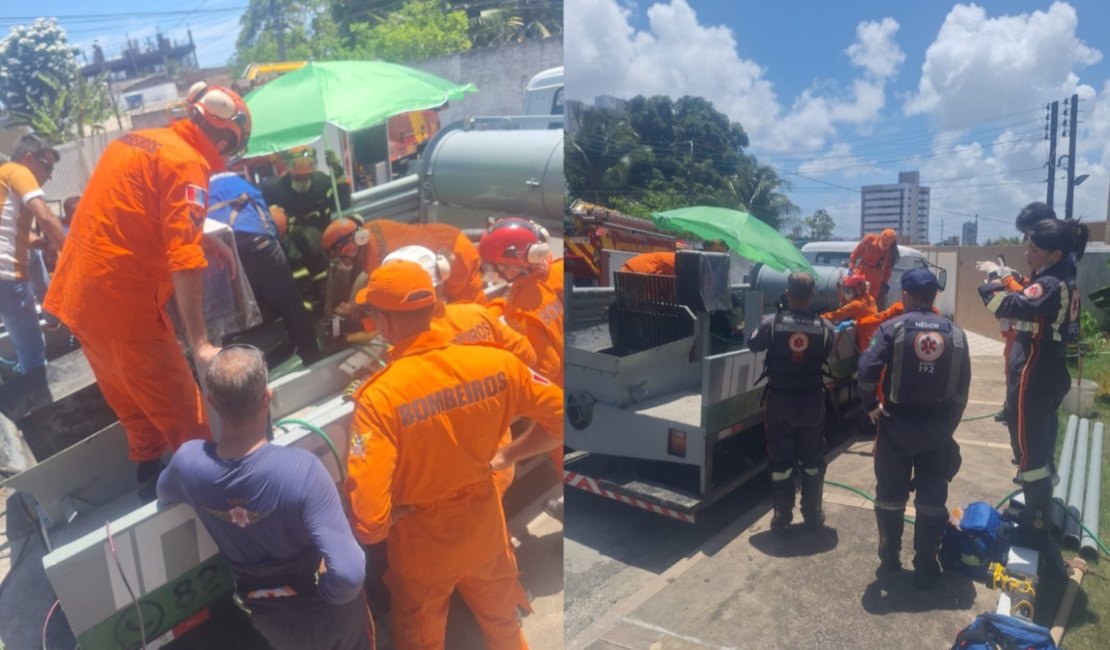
[567,335,1023,650]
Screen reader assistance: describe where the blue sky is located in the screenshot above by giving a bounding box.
[567,0,1110,242]
[1,1,245,71]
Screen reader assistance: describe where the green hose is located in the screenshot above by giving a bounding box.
[274,418,345,482]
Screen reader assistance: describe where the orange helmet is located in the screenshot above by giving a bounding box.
[322,217,367,263]
[478,217,550,268]
[880,229,897,247]
[186,82,251,156]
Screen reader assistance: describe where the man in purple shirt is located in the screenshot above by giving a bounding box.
[157,345,372,649]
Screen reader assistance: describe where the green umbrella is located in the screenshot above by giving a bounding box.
[243,61,477,156]
[651,206,816,275]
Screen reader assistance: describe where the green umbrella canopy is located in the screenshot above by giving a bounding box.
[243,60,477,156]
[651,206,816,275]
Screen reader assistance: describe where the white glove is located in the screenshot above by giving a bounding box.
[975,261,1000,274]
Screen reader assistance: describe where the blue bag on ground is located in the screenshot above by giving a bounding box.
[942,501,1007,579]
[951,612,1056,649]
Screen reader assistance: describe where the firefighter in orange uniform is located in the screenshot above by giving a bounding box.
[345,260,563,650]
[479,217,564,519]
[382,244,537,496]
[322,217,485,308]
[850,228,898,304]
[44,83,250,493]
[821,273,877,350]
[478,217,564,389]
[620,250,676,275]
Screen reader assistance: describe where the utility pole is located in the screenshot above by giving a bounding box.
[1065,93,1079,220]
[270,0,287,62]
[1046,101,1059,210]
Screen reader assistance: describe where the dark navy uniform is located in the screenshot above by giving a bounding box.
[748,310,834,533]
[858,297,970,585]
[979,258,1077,594]
[979,259,1076,491]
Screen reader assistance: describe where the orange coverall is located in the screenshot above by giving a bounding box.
[620,251,676,275]
[44,121,220,461]
[503,258,564,388]
[821,293,877,350]
[361,220,485,305]
[430,299,538,496]
[849,234,895,303]
[346,330,563,650]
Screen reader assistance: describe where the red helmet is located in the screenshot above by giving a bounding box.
[478,217,550,267]
[187,82,252,156]
[842,273,868,291]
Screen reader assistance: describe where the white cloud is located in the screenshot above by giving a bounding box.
[565,0,902,152]
[796,143,881,179]
[905,2,1101,126]
[847,17,905,81]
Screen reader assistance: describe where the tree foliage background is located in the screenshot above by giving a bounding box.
[566,96,799,230]
[0,18,80,115]
[231,1,561,76]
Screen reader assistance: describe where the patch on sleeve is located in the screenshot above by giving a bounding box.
[530,370,552,386]
[1022,283,1044,299]
[185,184,208,207]
[350,431,367,458]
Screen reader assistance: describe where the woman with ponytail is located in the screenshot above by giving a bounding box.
[978,215,1087,594]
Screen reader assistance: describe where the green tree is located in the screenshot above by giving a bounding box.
[355,1,471,62]
[12,70,112,143]
[0,18,80,115]
[805,209,836,241]
[733,157,797,231]
[565,103,654,205]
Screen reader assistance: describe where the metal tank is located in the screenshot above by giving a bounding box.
[420,122,564,221]
[751,264,850,313]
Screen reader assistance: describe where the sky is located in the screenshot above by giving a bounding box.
[565,0,1110,243]
[0,1,245,71]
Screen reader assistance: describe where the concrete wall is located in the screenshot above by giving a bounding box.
[408,37,564,125]
[920,244,1026,341]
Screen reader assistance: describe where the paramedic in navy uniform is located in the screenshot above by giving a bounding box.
[747,271,834,537]
[859,268,970,590]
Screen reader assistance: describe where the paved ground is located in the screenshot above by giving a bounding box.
[566,331,1023,650]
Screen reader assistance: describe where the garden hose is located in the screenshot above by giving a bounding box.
[274,418,345,482]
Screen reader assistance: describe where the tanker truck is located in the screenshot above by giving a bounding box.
[563,241,945,523]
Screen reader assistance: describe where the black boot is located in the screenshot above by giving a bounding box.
[913,514,947,590]
[1019,479,1068,603]
[771,478,795,537]
[875,508,904,571]
[800,467,826,530]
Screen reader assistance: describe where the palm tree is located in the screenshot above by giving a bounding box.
[566,105,654,204]
[734,158,798,231]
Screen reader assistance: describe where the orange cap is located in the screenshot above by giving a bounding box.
[355,260,437,311]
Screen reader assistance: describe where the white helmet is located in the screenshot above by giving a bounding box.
[383,245,451,288]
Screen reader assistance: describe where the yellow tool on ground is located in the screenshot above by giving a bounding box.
[987,562,1036,620]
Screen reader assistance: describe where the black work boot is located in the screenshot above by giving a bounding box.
[875,508,905,571]
[1019,479,1068,598]
[913,514,947,590]
[800,467,826,530]
[771,478,795,537]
